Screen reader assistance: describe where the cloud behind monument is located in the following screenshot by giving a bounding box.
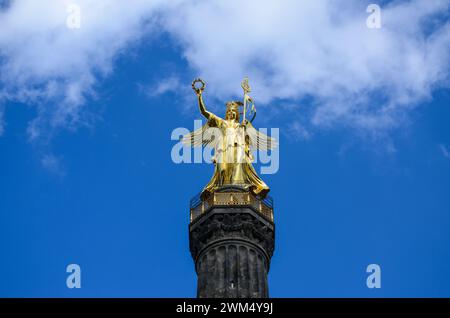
[0,0,449,139]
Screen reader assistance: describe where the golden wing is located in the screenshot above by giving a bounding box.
[181,122,222,148]
[245,121,278,151]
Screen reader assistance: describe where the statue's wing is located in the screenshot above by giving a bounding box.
[246,122,278,151]
[181,122,222,148]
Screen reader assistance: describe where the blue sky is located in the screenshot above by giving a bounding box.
[1,0,450,297]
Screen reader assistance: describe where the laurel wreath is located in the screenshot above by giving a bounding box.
[191,78,206,93]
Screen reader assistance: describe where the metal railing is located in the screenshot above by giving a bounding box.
[190,190,274,222]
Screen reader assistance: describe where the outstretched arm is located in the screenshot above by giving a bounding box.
[196,92,214,120]
[192,78,219,123]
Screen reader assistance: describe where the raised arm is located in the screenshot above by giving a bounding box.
[197,93,213,120]
[192,78,218,122]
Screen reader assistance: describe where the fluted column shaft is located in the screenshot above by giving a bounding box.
[189,206,275,298]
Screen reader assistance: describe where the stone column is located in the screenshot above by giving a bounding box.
[189,201,275,298]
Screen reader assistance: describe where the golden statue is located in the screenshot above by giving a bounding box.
[183,78,277,199]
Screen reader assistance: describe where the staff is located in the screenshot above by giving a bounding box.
[241,77,256,124]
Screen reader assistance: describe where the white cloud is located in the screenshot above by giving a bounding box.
[440,144,450,159]
[0,0,176,140]
[286,121,311,141]
[0,0,450,142]
[41,153,66,176]
[0,106,4,136]
[138,75,183,98]
[164,0,450,134]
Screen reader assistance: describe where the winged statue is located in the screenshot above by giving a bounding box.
[182,78,278,200]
